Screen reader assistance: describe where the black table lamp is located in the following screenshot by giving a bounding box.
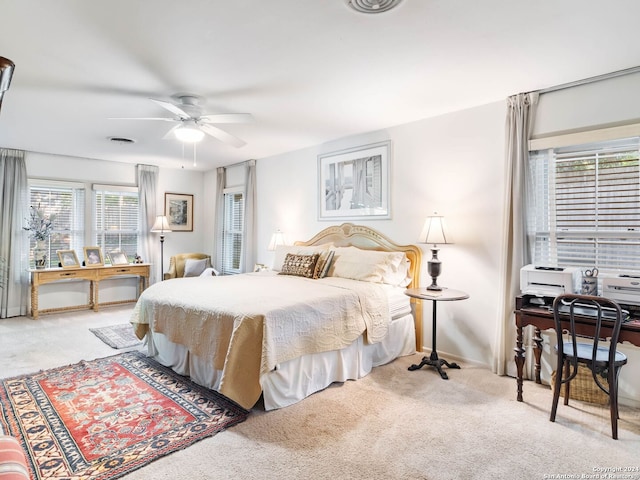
[150,215,171,281]
[419,213,452,291]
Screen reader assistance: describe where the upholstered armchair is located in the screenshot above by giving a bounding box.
[164,253,212,280]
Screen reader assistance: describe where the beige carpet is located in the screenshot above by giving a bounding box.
[1,306,639,479]
[129,357,639,480]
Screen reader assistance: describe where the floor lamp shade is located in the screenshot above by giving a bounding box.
[419,213,452,291]
[151,215,171,281]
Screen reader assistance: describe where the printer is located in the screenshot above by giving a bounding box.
[520,264,581,297]
[602,274,640,306]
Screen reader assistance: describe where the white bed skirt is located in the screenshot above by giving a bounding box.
[146,313,416,410]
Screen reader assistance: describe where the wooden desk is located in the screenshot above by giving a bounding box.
[514,295,640,402]
[30,264,150,319]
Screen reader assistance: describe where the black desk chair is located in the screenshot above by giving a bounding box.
[551,294,628,439]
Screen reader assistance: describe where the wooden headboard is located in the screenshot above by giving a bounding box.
[295,223,423,351]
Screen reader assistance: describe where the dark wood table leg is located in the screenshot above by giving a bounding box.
[533,327,543,384]
[514,323,525,402]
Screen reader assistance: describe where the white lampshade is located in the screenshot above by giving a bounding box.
[268,230,287,251]
[150,215,172,233]
[174,125,205,143]
[419,213,452,246]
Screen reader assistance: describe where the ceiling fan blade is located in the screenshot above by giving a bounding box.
[150,98,190,119]
[199,113,254,124]
[162,124,181,140]
[108,117,175,121]
[200,124,246,148]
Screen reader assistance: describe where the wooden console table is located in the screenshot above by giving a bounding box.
[514,295,640,402]
[30,263,150,319]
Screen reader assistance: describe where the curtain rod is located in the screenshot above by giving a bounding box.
[537,65,640,94]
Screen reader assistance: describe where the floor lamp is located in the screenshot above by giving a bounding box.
[150,215,171,281]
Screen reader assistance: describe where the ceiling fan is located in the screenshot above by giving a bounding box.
[111,95,253,148]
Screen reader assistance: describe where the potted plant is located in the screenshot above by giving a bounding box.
[24,205,56,269]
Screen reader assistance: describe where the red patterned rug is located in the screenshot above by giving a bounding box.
[0,351,249,479]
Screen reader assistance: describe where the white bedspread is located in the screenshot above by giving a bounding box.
[130,272,390,408]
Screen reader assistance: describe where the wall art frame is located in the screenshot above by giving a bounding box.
[318,140,391,220]
[165,192,194,232]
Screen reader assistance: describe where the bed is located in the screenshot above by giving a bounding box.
[130,223,422,410]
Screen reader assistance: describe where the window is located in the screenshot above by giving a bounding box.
[94,186,139,263]
[28,182,85,268]
[221,190,244,274]
[528,138,640,273]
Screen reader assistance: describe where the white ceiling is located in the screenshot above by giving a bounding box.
[1,0,640,171]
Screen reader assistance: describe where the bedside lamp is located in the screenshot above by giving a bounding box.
[419,213,452,291]
[150,215,172,281]
[268,229,287,251]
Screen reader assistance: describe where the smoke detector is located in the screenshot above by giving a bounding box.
[346,0,403,13]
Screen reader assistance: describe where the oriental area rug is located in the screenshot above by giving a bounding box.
[89,323,143,349]
[0,351,249,480]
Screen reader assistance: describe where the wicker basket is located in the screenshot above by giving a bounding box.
[551,365,609,405]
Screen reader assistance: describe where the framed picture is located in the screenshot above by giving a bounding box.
[165,193,193,232]
[318,140,391,220]
[83,246,104,267]
[57,250,80,268]
[108,250,129,266]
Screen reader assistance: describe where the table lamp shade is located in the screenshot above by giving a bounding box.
[268,230,287,251]
[419,214,452,246]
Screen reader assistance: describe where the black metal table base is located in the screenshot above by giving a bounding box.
[408,351,460,380]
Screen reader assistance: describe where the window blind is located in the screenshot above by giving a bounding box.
[94,188,139,263]
[222,191,244,274]
[529,138,640,273]
[29,184,86,268]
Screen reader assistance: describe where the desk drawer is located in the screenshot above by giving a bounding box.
[34,270,91,282]
[98,266,149,279]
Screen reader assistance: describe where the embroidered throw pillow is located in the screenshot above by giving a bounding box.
[313,250,335,279]
[278,253,320,278]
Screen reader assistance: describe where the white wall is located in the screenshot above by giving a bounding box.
[25,152,207,309]
[256,100,508,368]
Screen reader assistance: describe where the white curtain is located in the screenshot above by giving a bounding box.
[241,159,256,272]
[0,149,28,318]
[137,165,159,283]
[213,167,225,272]
[493,92,538,377]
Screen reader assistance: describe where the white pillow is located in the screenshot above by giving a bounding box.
[183,258,209,277]
[199,267,219,277]
[327,246,411,286]
[272,244,332,272]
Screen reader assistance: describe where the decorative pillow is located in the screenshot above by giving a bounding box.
[278,253,320,278]
[313,250,335,279]
[0,435,29,480]
[272,244,331,272]
[199,267,219,277]
[183,258,209,277]
[327,246,411,286]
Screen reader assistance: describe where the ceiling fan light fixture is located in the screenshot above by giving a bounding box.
[174,125,205,143]
[346,0,403,13]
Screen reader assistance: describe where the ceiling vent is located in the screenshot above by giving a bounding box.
[345,0,403,13]
[108,136,136,144]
